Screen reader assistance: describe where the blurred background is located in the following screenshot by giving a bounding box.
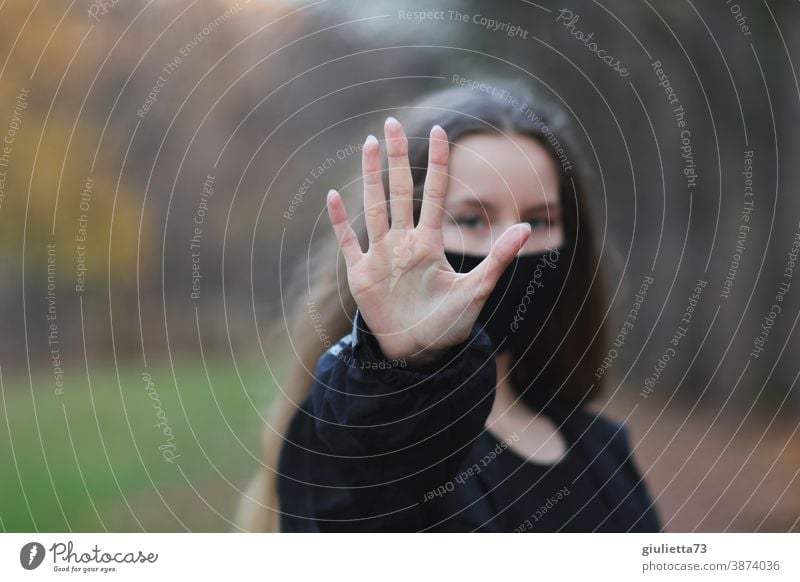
[0,0,798,532]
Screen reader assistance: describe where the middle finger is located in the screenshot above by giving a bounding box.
[385,116,414,229]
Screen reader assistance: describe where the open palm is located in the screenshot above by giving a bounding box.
[326,117,531,365]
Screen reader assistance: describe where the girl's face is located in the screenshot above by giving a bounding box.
[441,132,563,256]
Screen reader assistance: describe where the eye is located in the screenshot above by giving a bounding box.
[454,215,487,230]
[526,217,551,230]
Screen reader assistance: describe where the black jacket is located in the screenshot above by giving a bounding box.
[277,309,662,532]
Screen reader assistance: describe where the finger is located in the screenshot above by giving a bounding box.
[362,134,388,244]
[326,189,363,267]
[464,223,532,302]
[419,124,449,232]
[384,116,414,229]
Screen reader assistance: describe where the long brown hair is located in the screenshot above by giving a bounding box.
[235,78,609,531]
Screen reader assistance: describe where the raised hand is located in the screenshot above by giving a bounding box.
[326,117,531,365]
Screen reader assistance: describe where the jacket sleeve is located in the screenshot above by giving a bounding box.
[299,307,497,531]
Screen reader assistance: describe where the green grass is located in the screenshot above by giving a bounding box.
[0,355,282,532]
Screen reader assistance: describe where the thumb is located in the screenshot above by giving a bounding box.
[462,223,532,306]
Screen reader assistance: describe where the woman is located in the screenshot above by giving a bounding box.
[236,80,661,532]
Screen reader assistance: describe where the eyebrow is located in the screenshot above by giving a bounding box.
[449,198,561,214]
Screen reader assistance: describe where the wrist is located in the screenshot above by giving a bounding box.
[404,346,449,368]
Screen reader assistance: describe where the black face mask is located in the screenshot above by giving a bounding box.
[444,243,570,355]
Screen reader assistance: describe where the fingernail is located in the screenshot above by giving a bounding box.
[385,116,398,126]
[365,134,378,144]
[431,124,442,133]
